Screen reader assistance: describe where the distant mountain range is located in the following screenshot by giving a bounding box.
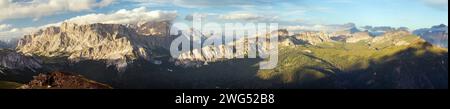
[413,24,448,48]
[0,22,448,89]
[361,26,409,36]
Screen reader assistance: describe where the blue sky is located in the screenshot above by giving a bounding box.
[0,0,448,39]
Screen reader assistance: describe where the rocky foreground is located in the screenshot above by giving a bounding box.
[19,71,112,89]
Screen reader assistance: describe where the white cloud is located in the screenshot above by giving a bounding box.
[286,25,327,32]
[184,13,218,21]
[422,0,448,10]
[0,25,37,39]
[219,12,279,22]
[0,0,115,21]
[1,7,178,39]
[62,7,177,25]
[128,0,277,8]
[98,0,115,7]
[285,23,356,32]
[0,24,12,31]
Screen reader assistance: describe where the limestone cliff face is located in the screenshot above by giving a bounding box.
[173,31,275,67]
[136,21,171,37]
[295,32,334,45]
[370,31,418,46]
[173,29,423,68]
[345,32,373,43]
[16,21,175,72]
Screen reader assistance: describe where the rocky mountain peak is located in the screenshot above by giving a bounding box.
[136,21,172,36]
[16,21,175,72]
[294,32,334,45]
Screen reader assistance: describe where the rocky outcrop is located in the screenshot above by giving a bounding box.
[173,30,276,67]
[345,32,373,43]
[294,32,334,45]
[136,21,172,36]
[16,21,176,72]
[19,71,112,89]
[371,31,416,46]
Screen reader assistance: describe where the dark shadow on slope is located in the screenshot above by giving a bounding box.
[38,56,272,89]
[303,54,339,69]
[305,43,448,89]
[10,42,446,89]
[119,58,275,89]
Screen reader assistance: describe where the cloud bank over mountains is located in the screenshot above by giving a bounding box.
[0,0,115,21]
[62,7,177,25]
[128,0,278,8]
[218,12,279,22]
[0,0,447,40]
[0,24,11,31]
[0,6,177,39]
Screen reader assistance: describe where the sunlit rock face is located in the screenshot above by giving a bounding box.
[16,21,175,72]
[294,32,334,45]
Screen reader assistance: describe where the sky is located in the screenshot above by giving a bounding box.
[0,0,448,39]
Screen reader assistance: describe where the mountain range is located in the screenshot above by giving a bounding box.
[0,21,448,89]
[413,24,448,48]
[16,22,176,72]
